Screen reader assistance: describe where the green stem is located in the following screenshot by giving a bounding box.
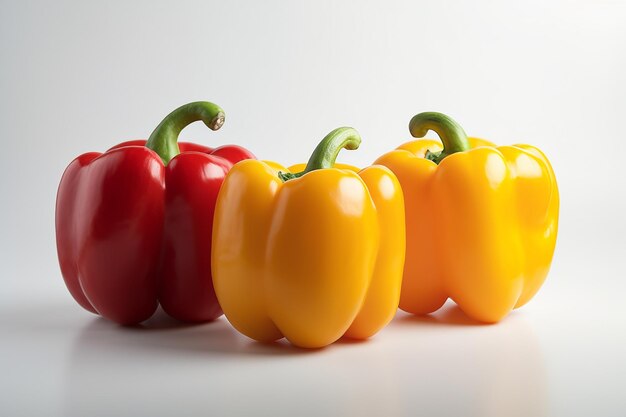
[145,101,225,165]
[278,127,361,181]
[409,112,469,164]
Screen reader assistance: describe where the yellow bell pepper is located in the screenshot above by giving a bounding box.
[212,128,405,348]
[375,112,559,323]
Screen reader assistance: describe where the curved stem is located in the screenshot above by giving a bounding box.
[278,127,361,181]
[145,101,225,165]
[409,112,469,164]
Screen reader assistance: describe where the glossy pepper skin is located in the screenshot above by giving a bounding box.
[375,112,559,323]
[56,102,255,325]
[212,128,405,348]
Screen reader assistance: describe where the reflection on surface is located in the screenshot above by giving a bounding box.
[392,303,547,417]
[60,303,545,417]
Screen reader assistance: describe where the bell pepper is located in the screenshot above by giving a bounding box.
[212,128,405,348]
[374,112,559,323]
[56,101,255,325]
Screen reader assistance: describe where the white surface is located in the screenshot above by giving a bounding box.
[2,275,625,417]
[1,1,625,416]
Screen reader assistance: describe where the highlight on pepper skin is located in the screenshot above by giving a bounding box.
[375,112,559,323]
[55,101,256,325]
[212,127,406,348]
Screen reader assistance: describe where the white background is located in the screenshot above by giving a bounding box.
[1,1,625,416]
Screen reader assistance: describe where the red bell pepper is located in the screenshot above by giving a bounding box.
[55,101,255,325]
